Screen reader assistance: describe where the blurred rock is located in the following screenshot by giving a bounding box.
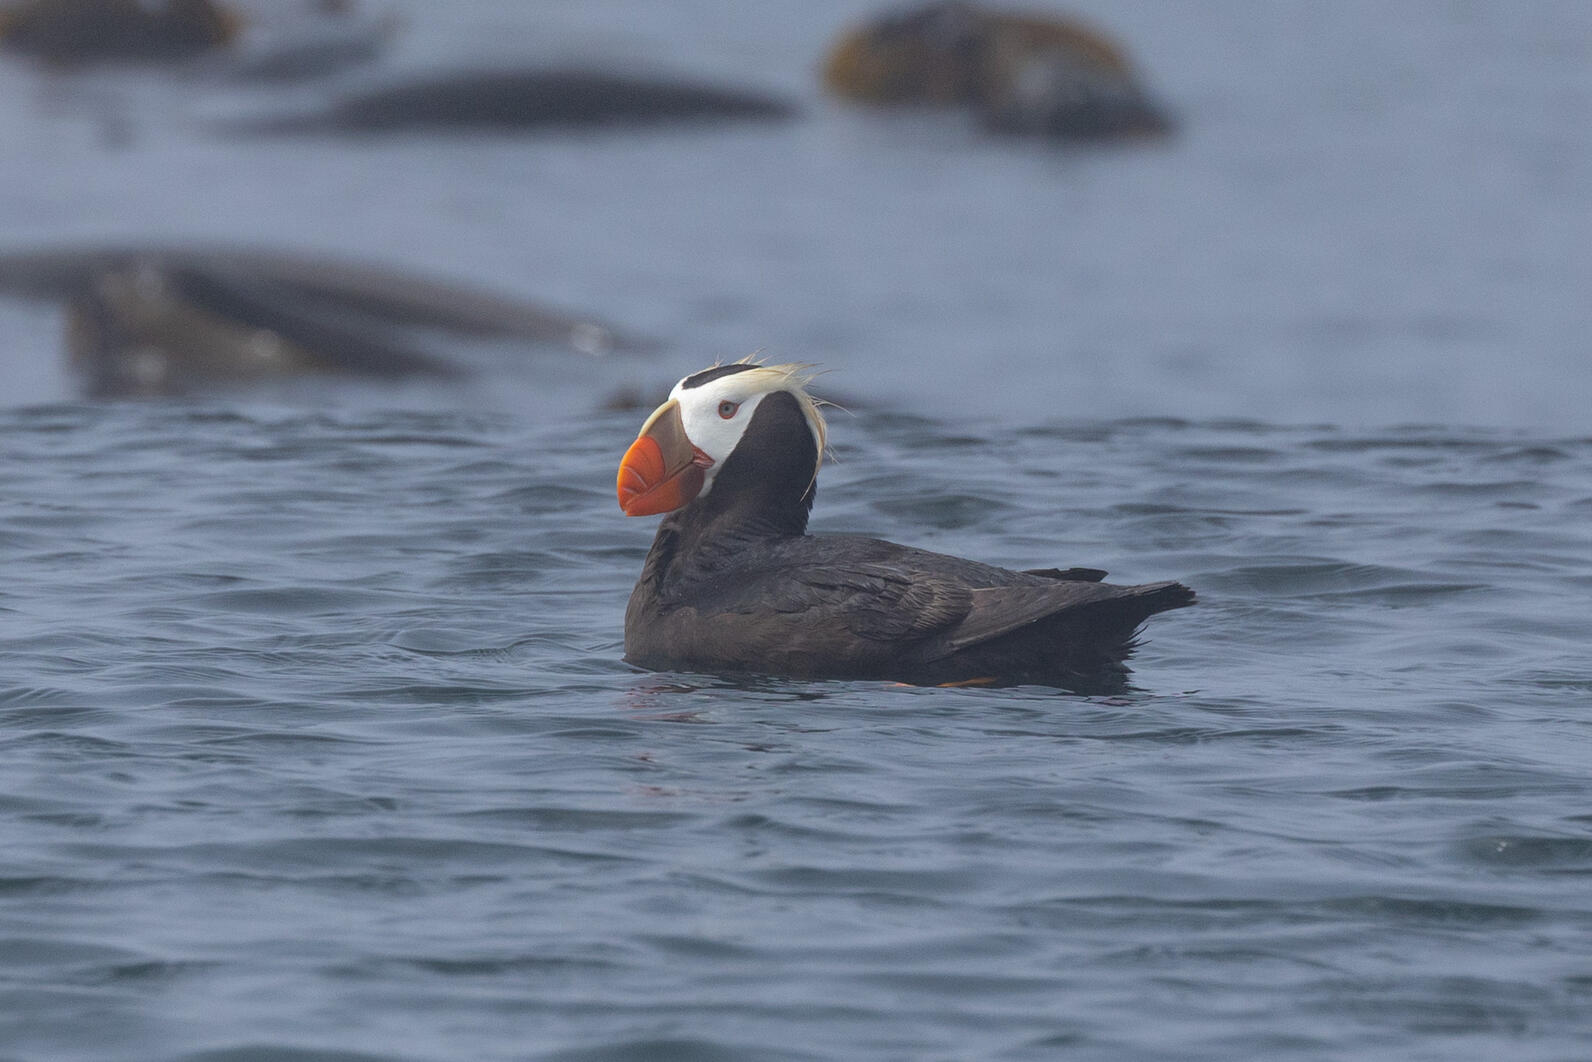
[598,385,654,414]
[1,0,394,82]
[223,68,798,136]
[67,261,460,397]
[823,1,1172,141]
[0,244,653,398]
[0,0,241,64]
[209,2,398,83]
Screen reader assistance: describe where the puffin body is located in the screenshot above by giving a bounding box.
[618,363,1193,690]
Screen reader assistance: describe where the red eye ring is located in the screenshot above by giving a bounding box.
[718,400,739,419]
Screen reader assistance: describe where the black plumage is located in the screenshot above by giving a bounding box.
[622,374,1194,690]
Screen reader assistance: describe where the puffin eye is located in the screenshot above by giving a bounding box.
[718,400,740,419]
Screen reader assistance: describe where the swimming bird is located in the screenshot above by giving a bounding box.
[617,362,1193,690]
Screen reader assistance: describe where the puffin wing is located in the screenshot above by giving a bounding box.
[708,560,972,642]
[916,579,1195,661]
[660,560,976,672]
[782,565,974,643]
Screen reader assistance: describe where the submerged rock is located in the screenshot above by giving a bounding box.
[823,1,1172,141]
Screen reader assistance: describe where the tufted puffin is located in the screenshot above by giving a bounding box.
[617,362,1193,690]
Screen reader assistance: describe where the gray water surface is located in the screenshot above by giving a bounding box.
[3,405,1590,1061]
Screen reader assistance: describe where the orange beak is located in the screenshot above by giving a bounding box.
[617,399,709,516]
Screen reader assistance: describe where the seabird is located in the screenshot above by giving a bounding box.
[618,361,1193,689]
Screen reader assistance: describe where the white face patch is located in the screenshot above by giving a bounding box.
[669,364,827,498]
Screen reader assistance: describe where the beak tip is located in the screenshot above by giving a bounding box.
[617,435,667,515]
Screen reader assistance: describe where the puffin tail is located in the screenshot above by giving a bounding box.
[1097,580,1196,653]
[1126,580,1196,616]
[912,579,1195,691]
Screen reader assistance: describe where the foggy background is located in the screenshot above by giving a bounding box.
[2,0,1587,427]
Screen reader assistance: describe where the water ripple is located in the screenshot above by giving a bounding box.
[0,408,1589,1061]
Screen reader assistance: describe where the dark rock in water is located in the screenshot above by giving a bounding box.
[824,1,988,105]
[0,0,240,64]
[977,40,1172,140]
[599,386,655,414]
[227,68,798,135]
[67,262,460,397]
[1,0,394,82]
[823,1,1173,142]
[0,244,646,354]
[0,244,654,398]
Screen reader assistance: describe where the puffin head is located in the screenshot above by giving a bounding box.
[617,361,827,519]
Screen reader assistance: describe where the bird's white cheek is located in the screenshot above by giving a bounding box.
[674,410,730,497]
[678,391,765,475]
[690,422,741,493]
